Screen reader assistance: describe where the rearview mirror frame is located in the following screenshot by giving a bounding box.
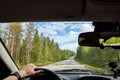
[78,32,120,49]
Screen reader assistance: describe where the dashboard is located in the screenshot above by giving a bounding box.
[25,71,120,80]
[58,73,111,80]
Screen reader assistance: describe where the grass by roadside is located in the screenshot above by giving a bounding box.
[16,61,54,69]
[75,58,112,75]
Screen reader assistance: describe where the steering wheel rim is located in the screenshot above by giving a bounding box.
[30,68,62,80]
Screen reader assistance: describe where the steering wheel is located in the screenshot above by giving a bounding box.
[30,68,62,80]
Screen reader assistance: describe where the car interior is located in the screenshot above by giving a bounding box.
[1,0,120,80]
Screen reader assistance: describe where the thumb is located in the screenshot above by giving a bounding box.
[34,70,44,74]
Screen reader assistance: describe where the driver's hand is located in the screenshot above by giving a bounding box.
[19,63,44,78]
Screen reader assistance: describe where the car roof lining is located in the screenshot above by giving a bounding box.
[0,0,84,22]
[0,0,120,22]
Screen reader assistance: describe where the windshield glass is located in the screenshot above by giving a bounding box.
[0,22,119,75]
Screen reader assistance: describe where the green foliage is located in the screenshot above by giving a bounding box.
[75,37,120,69]
[30,29,41,63]
[7,23,23,60]
[106,37,120,44]
[1,22,74,68]
[19,39,28,64]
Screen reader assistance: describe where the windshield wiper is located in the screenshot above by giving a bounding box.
[55,69,89,72]
[55,69,92,75]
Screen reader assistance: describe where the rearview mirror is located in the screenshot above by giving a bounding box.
[78,32,120,49]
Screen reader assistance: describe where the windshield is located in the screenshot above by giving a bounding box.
[0,22,119,75]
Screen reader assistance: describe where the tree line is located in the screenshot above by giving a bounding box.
[75,37,120,69]
[0,22,74,67]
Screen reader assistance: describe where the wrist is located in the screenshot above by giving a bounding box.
[18,70,26,78]
[11,71,22,80]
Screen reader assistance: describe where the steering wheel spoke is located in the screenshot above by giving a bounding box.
[30,68,62,80]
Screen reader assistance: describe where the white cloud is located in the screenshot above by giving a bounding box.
[80,23,94,33]
[37,27,58,35]
[61,42,79,52]
[36,22,68,35]
[69,22,93,31]
[49,30,79,44]
[36,22,93,52]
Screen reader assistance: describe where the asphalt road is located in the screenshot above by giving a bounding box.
[40,56,120,80]
[41,56,87,71]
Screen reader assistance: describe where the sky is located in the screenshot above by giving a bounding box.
[34,22,94,52]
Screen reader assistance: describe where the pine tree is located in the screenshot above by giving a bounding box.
[19,39,27,64]
[30,29,41,63]
[7,23,22,60]
[25,22,35,63]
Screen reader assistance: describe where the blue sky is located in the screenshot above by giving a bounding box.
[34,22,94,52]
[0,22,94,52]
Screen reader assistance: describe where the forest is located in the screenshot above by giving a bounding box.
[75,37,120,74]
[0,22,74,68]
